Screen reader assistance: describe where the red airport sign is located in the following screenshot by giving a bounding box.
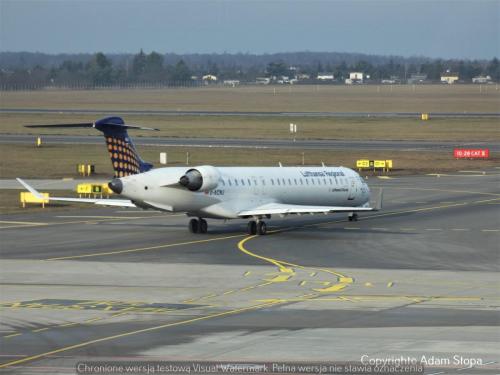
[454,148,489,159]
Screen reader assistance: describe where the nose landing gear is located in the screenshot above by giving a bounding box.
[188,218,208,234]
[348,213,359,222]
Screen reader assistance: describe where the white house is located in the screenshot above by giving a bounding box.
[440,73,459,84]
[317,73,334,80]
[256,77,270,85]
[349,72,364,82]
[472,75,492,84]
[223,80,240,87]
[202,74,218,82]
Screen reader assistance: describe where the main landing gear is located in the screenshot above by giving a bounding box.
[188,218,208,234]
[348,213,359,222]
[247,220,267,235]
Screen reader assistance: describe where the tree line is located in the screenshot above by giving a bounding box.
[0,50,498,89]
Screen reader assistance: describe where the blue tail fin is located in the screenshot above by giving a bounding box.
[94,117,153,177]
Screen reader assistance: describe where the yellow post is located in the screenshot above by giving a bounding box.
[36,137,42,147]
[374,160,386,172]
[421,113,429,121]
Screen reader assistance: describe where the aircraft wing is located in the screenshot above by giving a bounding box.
[16,178,137,208]
[238,190,382,217]
[238,203,374,217]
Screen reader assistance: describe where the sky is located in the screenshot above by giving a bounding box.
[0,0,498,59]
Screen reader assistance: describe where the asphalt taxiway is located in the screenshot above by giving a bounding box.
[2,108,499,118]
[0,172,499,374]
[2,134,499,152]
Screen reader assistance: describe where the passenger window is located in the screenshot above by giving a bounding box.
[277,179,281,186]
[288,179,291,185]
[248,179,251,185]
[294,178,297,185]
[271,179,275,185]
[306,179,309,185]
[312,179,315,185]
[241,179,245,186]
[234,179,238,186]
[282,178,286,185]
[228,180,232,186]
[300,179,303,185]
[221,179,225,186]
[261,179,266,186]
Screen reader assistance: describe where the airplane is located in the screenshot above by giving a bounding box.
[18,116,382,235]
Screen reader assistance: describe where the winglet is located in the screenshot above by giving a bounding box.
[16,178,45,200]
[375,188,383,211]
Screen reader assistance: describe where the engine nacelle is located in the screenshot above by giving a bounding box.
[179,165,220,192]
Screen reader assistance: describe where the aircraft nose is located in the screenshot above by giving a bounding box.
[108,178,123,194]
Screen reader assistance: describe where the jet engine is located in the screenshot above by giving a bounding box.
[179,166,220,192]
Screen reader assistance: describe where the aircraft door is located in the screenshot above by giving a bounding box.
[348,177,357,200]
[251,176,260,196]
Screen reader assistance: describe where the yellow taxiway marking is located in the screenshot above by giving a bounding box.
[265,274,292,283]
[0,220,48,229]
[255,295,484,304]
[313,283,347,293]
[482,229,500,232]
[32,328,49,333]
[55,215,149,219]
[376,186,500,197]
[339,277,354,283]
[0,220,46,225]
[57,322,79,328]
[363,198,500,222]
[451,228,469,231]
[0,301,282,369]
[426,228,442,231]
[3,333,21,338]
[1,215,170,231]
[45,233,245,261]
[238,235,350,282]
[237,236,294,274]
[83,317,102,323]
[387,282,394,288]
[236,234,353,292]
[243,271,251,277]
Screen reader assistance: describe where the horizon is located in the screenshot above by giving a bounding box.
[1,1,498,60]
[0,50,496,63]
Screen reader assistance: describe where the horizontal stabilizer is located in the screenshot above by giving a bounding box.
[26,116,156,177]
[25,123,159,131]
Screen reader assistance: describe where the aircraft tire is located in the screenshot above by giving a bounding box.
[257,221,267,235]
[247,221,257,235]
[188,218,199,233]
[199,218,208,234]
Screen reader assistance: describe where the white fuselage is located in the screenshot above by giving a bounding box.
[118,166,370,219]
